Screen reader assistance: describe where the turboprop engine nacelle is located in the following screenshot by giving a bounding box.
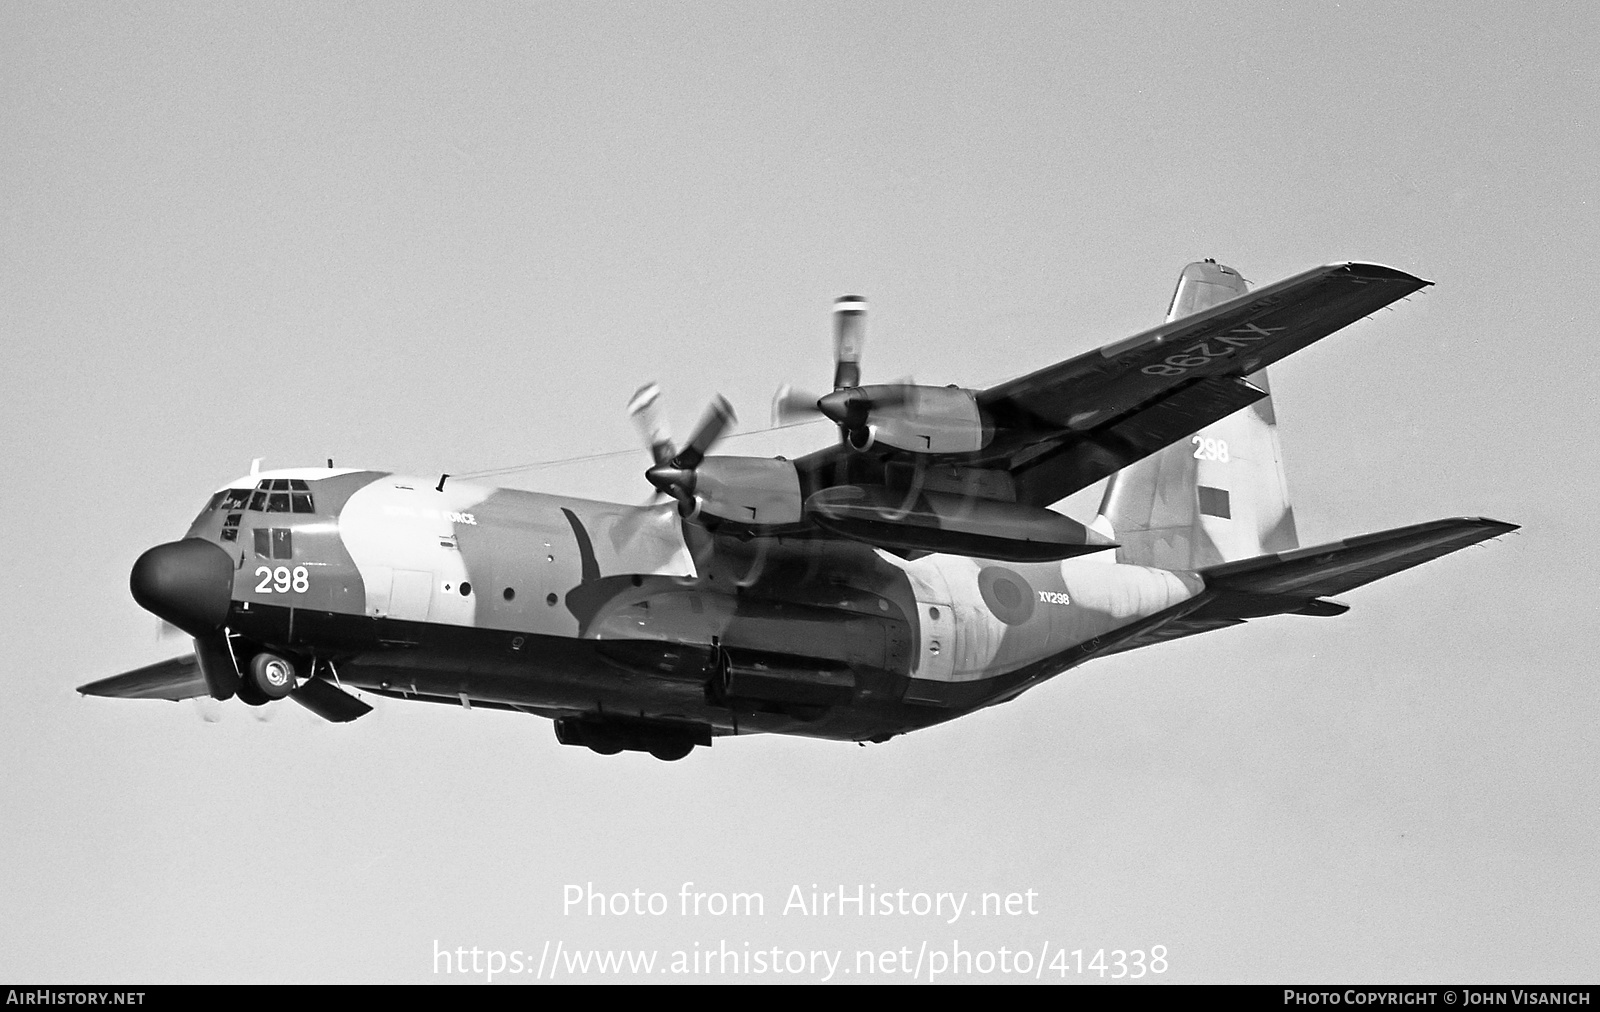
[820,385,989,454]
[684,456,804,526]
[805,484,1117,562]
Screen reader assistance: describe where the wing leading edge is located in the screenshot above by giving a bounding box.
[1093,516,1517,657]
[979,262,1430,506]
[790,261,1429,512]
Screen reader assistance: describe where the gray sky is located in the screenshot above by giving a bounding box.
[3,1,1596,983]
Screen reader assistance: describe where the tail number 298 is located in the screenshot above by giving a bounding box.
[255,566,310,594]
[1192,436,1230,462]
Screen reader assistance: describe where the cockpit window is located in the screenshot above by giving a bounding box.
[254,528,294,559]
[243,479,314,514]
[220,489,252,511]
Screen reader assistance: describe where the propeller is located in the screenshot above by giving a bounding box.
[771,295,868,426]
[832,294,866,391]
[771,383,828,426]
[774,383,916,429]
[627,382,675,467]
[191,696,223,723]
[628,384,737,517]
[769,295,913,446]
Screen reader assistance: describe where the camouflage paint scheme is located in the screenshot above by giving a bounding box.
[174,468,1207,743]
[83,262,1516,757]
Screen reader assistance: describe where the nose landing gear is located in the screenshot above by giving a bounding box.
[237,651,298,706]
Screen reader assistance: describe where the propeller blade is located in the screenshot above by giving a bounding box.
[832,295,866,391]
[771,384,825,425]
[627,382,675,466]
[673,395,735,470]
[191,697,223,723]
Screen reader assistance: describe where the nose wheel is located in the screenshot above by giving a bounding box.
[237,652,298,706]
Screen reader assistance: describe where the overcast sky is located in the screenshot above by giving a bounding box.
[3,1,1596,983]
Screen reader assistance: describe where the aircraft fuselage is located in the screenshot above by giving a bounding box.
[146,467,1200,750]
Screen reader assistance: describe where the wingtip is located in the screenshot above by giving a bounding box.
[1333,261,1433,287]
[1469,517,1520,536]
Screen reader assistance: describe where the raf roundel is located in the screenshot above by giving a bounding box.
[977,566,1036,626]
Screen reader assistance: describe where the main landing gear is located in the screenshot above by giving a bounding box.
[553,715,709,761]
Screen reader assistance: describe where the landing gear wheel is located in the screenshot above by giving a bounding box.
[649,742,694,762]
[236,678,270,707]
[247,652,298,701]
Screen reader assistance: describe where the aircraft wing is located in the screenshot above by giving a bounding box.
[789,262,1427,509]
[977,262,1430,506]
[78,654,209,701]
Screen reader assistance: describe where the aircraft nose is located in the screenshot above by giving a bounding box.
[130,538,234,636]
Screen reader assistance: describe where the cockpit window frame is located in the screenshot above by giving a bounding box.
[242,479,315,514]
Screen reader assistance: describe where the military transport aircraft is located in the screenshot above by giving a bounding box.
[80,260,1515,760]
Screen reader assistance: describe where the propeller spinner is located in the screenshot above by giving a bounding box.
[771,295,911,448]
[771,295,872,428]
[629,385,737,516]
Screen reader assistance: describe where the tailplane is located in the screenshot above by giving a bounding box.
[1095,260,1299,569]
[1088,517,1517,658]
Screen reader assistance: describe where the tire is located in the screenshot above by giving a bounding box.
[649,742,694,762]
[235,677,271,707]
[247,652,298,701]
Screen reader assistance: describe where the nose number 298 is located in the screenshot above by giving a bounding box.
[255,566,310,594]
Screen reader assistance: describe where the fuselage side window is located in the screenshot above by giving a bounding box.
[272,529,293,560]
[253,528,272,558]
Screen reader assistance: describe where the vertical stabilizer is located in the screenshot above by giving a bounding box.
[1095,261,1300,570]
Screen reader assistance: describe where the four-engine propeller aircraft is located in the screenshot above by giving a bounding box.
[81,260,1515,760]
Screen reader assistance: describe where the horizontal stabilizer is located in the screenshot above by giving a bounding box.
[1199,517,1517,602]
[78,655,209,701]
[1091,516,1515,658]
